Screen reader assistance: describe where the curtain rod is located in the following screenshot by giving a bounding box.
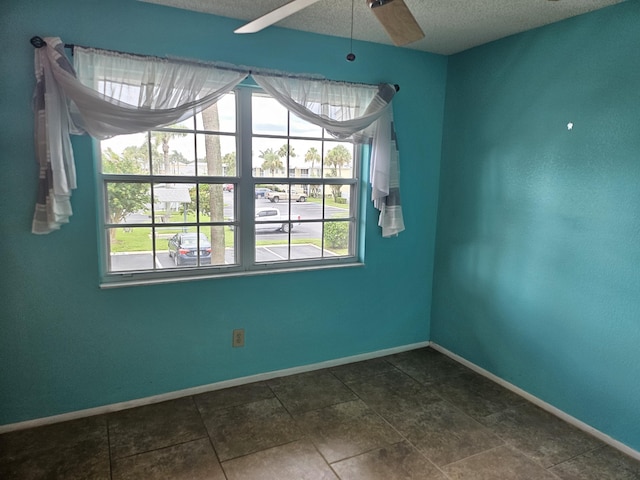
[29,36,399,92]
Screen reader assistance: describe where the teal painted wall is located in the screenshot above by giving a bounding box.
[432,1,640,451]
[0,0,447,424]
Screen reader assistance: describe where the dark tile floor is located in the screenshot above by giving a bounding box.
[2,347,639,479]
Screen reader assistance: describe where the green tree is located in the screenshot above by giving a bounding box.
[102,147,149,242]
[151,129,187,174]
[120,144,149,173]
[169,149,190,174]
[222,151,236,176]
[278,143,296,175]
[189,184,211,217]
[304,147,321,174]
[324,144,351,177]
[277,144,296,161]
[304,147,322,197]
[324,144,352,201]
[259,148,283,176]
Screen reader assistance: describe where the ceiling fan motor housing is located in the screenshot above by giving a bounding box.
[369,0,395,7]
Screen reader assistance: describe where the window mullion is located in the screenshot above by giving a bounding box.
[237,88,255,268]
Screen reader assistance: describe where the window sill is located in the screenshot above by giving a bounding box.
[99,261,365,289]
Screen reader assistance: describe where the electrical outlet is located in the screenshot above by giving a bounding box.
[232,329,245,348]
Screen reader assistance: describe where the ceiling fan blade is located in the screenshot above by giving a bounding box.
[234,0,322,34]
[368,0,424,46]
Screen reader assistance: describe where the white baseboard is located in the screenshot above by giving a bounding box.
[0,341,429,434]
[429,341,640,462]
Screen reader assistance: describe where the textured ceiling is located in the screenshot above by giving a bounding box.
[140,0,624,55]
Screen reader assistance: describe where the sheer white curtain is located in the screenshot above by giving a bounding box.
[32,38,404,237]
[32,37,247,234]
[253,74,404,237]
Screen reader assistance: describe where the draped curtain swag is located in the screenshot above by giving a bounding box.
[32,37,404,237]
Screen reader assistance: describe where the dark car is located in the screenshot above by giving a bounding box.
[168,232,212,266]
[255,187,272,199]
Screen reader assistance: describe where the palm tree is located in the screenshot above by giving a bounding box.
[259,148,284,176]
[324,144,352,177]
[304,147,322,197]
[277,144,296,161]
[304,147,321,176]
[201,103,225,264]
[277,144,296,175]
[151,130,187,175]
[324,145,352,201]
[169,150,189,175]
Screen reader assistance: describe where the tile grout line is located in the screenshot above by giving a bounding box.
[545,443,606,471]
[107,415,114,480]
[191,395,230,480]
[329,358,455,479]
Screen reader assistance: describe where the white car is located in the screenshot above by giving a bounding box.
[255,207,300,233]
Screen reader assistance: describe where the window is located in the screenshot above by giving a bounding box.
[99,87,360,285]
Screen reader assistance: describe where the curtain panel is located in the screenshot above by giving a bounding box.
[252,74,404,237]
[32,37,404,237]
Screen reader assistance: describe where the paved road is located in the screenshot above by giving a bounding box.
[110,243,335,272]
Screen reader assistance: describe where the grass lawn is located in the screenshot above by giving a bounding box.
[306,197,350,209]
[110,210,348,256]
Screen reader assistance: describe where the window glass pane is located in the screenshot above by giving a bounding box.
[201,225,234,266]
[167,228,212,268]
[324,184,351,218]
[196,93,236,133]
[289,139,322,179]
[292,221,323,260]
[290,112,322,138]
[255,227,289,262]
[157,226,234,268]
[323,141,355,179]
[252,138,288,178]
[194,184,234,223]
[255,205,286,232]
[105,182,151,225]
[150,131,195,175]
[308,183,323,203]
[107,227,153,272]
[264,185,286,204]
[293,183,321,220]
[290,183,309,204]
[195,134,237,176]
[101,133,150,174]
[254,185,273,201]
[252,94,288,135]
[152,184,192,224]
[323,220,352,257]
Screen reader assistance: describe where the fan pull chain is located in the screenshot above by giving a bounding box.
[347,0,356,61]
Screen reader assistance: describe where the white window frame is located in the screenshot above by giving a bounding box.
[97,85,363,288]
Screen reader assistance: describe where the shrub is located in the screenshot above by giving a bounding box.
[325,222,349,249]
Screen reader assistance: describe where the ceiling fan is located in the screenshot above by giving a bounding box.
[234,0,425,47]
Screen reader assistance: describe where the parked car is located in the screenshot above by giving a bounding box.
[255,207,300,233]
[255,187,272,199]
[223,183,234,192]
[266,188,306,203]
[168,232,212,266]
